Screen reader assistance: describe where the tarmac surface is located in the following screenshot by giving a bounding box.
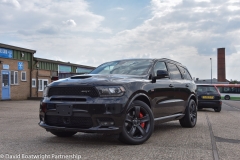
[0,100,239,160]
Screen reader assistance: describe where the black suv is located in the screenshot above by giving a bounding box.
[39,58,197,144]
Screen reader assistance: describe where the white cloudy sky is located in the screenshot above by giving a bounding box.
[0,0,240,80]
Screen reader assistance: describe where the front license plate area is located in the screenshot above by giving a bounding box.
[202,96,214,99]
[56,105,73,116]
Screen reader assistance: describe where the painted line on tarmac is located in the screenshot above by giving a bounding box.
[223,102,240,111]
[206,113,219,160]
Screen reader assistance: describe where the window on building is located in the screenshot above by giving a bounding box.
[38,79,48,91]
[10,71,18,85]
[32,79,36,87]
[21,71,26,81]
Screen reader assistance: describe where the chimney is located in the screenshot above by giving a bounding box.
[217,48,226,82]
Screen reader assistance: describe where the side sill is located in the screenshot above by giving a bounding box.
[154,113,185,121]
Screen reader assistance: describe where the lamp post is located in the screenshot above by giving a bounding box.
[210,58,212,84]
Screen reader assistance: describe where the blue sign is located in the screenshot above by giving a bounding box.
[18,62,24,70]
[3,64,9,69]
[0,48,13,58]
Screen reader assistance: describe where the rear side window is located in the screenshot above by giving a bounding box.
[197,85,219,94]
[167,63,182,80]
[179,66,192,80]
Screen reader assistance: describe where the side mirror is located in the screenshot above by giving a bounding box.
[152,70,169,83]
[156,70,169,78]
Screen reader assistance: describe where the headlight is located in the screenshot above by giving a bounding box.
[96,86,125,97]
[43,86,49,97]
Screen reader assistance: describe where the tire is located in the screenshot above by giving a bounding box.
[119,100,154,145]
[50,131,77,137]
[224,95,230,100]
[214,106,222,112]
[179,99,197,128]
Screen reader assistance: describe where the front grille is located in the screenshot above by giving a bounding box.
[48,86,99,97]
[50,98,86,102]
[73,104,106,114]
[46,104,106,114]
[45,115,93,128]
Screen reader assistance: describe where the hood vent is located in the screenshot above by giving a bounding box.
[71,75,92,79]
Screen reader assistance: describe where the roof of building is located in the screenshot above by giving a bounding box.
[0,43,36,54]
[34,57,95,69]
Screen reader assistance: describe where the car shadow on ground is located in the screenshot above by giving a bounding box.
[40,121,182,146]
[41,132,122,145]
[197,108,216,112]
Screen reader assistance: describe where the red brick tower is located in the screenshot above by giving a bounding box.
[217,48,226,82]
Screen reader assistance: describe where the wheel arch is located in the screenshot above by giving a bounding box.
[126,93,152,110]
[187,94,198,107]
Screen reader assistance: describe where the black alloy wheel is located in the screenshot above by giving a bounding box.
[119,100,154,145]
[179,99,197,128]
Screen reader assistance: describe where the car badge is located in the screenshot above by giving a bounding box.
[81,90,90,93]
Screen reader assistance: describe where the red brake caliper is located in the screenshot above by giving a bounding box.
[139,112,145,128]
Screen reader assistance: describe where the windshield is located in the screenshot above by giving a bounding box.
[197,85,219,94]
[90,59,153,75]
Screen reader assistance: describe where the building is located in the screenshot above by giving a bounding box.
[0,43,95,100]
[0,43,35,100]
[194,78,229,84]
[31,57,94,98]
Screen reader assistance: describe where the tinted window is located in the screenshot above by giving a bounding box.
[179,66,192,80]
[197,85,218,94]
[167,63,182,80]
[90,59,153,75]
[153,61,168,76]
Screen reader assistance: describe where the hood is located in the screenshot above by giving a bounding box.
[49,74,150,87]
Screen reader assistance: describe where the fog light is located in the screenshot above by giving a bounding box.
[100,121,114,126]
[97,118,114,127]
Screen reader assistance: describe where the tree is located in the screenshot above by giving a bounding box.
[229,80,239,84]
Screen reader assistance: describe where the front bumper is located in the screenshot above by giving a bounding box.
[39,121,122,134]
[39,96,128,134]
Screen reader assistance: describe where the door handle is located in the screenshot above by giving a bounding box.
[186,84,189,87]
[169,84,174,88]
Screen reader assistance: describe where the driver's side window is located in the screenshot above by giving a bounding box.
[153,61,168,76]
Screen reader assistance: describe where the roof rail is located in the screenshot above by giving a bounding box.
[160,58,182,65]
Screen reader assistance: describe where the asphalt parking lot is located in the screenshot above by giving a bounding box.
[0,100,239,160]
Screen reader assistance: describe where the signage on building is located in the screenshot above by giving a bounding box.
[0,48,13,58]
[58,65,71,73]
[18,62,24,70]
[3,64,9,69]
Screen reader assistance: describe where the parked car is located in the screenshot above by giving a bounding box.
[196,84,222,112]
[39,58,197,145]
